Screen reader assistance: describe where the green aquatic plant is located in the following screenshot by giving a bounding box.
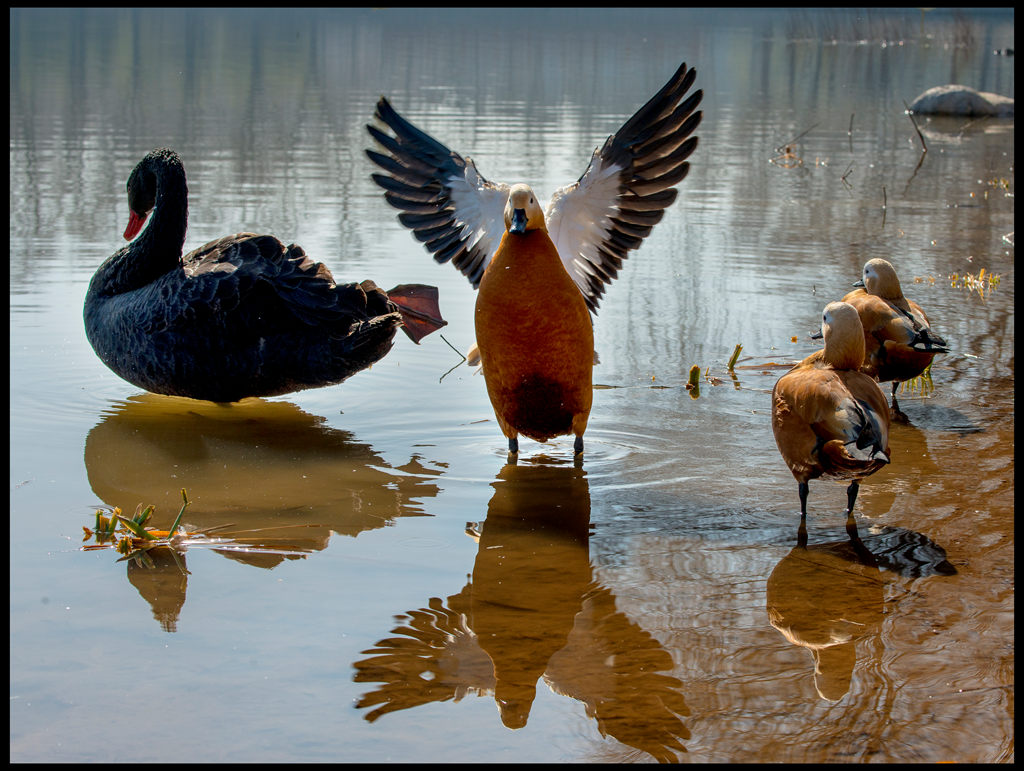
[727,344,743,372]
[83,489,192,564]
[82,489,324,567]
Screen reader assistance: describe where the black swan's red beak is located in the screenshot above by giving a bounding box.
[124,210,148,241]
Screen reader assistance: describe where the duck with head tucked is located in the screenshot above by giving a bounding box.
[772,301,891,543]
[84,148,447,403]
[365,62,702,457]
[840,258,949,421]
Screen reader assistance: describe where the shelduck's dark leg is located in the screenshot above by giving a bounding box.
[845,480,862,542]
[890,382,909,423]
[797,481,809,548]
[573,434,584,456]
[508,436,518,455]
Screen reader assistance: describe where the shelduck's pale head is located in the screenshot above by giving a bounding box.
[855,258,903,300]
[820,301,867,370]
[504,184,547,235]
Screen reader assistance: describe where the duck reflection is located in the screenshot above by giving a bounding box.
[767,526,955,701]
[353,461,690,762]
[766,538,884,702]
[84,394,443,628]
[124,546,188,633]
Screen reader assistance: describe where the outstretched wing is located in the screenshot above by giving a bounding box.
[546,62,702,312]
[366,98,510,288]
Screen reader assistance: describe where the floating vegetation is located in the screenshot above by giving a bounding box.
[703,366,723,387]
[82,489,194,570]
[913,269,1002,300]
[603,345,788,395]
[985,177,1013,195]
[685,365,701,399]
[948,268,1001,300]
[770,143,804,169]
[899,363,935,399]
[82,489,321,567]
[727,344,743,372]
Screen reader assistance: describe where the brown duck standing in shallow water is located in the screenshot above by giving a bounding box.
[772,301,891,543]
[84,148,446,403]
[365,61,702,457]
[840,258,948,421]
[474,184,594,455]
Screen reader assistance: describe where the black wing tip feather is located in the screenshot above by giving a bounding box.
[365,96,492,290]
[367,60,702,302]
[576,60,702,312]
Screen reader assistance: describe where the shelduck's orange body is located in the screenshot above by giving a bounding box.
[366,62,702,456]
[475,185,593,453]
[841,258,948,419]
[772,301,891,542]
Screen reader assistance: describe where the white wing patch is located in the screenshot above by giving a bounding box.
[447,159,510,269]
[366,61,702,311]
[546,153,628,299]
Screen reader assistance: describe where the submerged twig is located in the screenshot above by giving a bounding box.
[438,333,468,383]
[903,150,928,196]
[841,162,854,193]
[775,122,820,154]
[901,100,929,196]
[903,100,928,153]
[438,333,466,363]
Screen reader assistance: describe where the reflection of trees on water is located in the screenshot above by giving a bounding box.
[353,462,690,763]
[767,525,955,701]
[84,394,443,630]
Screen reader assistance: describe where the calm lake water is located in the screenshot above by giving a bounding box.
[10,8,1014,763]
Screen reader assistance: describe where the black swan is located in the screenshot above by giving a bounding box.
[84,148,446,403]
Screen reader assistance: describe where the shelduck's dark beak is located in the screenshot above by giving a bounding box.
[509,208,528,235]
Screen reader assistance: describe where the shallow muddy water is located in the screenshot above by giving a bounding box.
[10,8,1013,763]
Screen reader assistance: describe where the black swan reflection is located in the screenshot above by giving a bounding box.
[85,395,444,547]
[84,395,445,631]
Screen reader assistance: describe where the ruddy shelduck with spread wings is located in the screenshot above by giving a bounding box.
[366,62,702,456]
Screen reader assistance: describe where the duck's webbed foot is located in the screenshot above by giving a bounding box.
[890,384,910,424]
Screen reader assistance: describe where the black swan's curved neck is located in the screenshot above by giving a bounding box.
[91,148,189,297]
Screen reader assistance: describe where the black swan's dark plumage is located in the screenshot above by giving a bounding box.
[84,148,445,403]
